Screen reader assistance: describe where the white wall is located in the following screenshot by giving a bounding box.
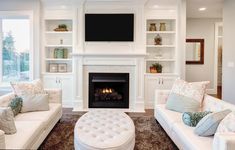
[223,0,235,104]
[0,0,41,79]
[186,18,222,92]
[79,1,145,54]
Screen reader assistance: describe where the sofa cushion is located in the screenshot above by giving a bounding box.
[0,93,15,107]
[166,93,200,113]
[5,121,44,149]
[0,107,16,134]
[8,97,23,116]
[20,94,49,113]
[170,79,209,106]
[155,104,182,134]
[11,79,44,96]
[194,109,231,136]
[14,103,61,127]
[216,111,235,133]
[182,111,212,127]
[172,121,213,150]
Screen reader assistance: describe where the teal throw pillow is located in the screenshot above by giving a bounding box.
[166,93,200,113]
[8,97,23,116]
[194,109,231,136]
[182,111,212,127]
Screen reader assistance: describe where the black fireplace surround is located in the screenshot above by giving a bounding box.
[89,73,129,108]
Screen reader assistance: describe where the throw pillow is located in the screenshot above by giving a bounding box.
[194,109,231,136]
[8,97,23,116]
[10,79,45,96]
[182,111,212,127]
[216,111,235,133]
[166,93,200,113]
[0,107,17,134]
[20,94,49,113]
[170,79,209,105]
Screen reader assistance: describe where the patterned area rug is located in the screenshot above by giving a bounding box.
[39,112,178,150]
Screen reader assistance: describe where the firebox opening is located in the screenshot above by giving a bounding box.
[89,73,129,108]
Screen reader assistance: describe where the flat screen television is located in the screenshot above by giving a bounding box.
[85,14,134,42]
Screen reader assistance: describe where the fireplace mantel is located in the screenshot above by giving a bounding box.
[72,54,145,112]
[71,53,147,57]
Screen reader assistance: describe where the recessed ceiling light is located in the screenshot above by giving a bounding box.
[199,7,207,11]
[153,5,159,9]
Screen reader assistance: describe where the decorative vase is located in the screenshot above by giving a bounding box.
[149,23,157,31]
[159,23,166,31]
[154,34,162,45]
[150,66,157,73]
[54,48,64,58]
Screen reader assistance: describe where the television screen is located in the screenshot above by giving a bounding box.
[85,14,134,42]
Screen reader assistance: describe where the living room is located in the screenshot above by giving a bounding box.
[0,0,234,149]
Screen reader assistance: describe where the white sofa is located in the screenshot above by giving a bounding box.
[154,90,235,150]
[0,89,62,149]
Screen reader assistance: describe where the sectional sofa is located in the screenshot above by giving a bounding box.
[154,90,235,150]
[0,89,62,149]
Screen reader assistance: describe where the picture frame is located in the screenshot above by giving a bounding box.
[58,63,67,73]
[49,63,58,73]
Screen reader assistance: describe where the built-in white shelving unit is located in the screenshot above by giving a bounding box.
[144,9,180,109]
[43,19,73,74]
[41,9,76,107]
[145,18,177,75]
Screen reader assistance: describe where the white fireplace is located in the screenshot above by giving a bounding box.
[72,53,145,112]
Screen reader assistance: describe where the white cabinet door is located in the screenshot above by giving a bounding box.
[43,75,73,107]
[145,76,177,109]
[60,76,73,106]
[43,76,59,89]
[145,77,161,108]
[161,77,176,89]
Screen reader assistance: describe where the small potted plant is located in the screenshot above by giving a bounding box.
[150,63,163,73]
[54,24,68,31]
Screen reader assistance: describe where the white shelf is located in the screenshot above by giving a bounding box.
[144,73,178,76]
[45,45,72,47]
[45,58,72,61]
[45,31,72,34]
[146,59,175,62]
[146,31,175,34]
[146,45,175,48]
[42,72,73,75]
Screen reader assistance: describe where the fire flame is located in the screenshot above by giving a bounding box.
[102,88,113,94]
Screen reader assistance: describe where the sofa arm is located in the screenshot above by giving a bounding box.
[0,130,5,149]
[213,133,235,150]
[154,90,171,105]
[44,89,62,104]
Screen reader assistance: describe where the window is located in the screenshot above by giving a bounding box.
[0,12,33,85]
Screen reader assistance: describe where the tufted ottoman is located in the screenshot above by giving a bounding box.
[74,110,135,150]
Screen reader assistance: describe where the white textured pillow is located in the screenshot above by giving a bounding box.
[216,111,235,133]
[0,107,16,134]
[11,79,44,96]
[21,94,49,113]
[170,79,209,106]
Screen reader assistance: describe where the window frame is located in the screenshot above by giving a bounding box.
[0,11,33,85]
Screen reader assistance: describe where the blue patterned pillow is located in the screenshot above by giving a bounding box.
[8,97,23,116]
[182,111,212,127]
[194,109,231,136]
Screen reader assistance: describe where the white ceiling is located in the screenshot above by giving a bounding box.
[187,0,224,18]
[145,0,177,9]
